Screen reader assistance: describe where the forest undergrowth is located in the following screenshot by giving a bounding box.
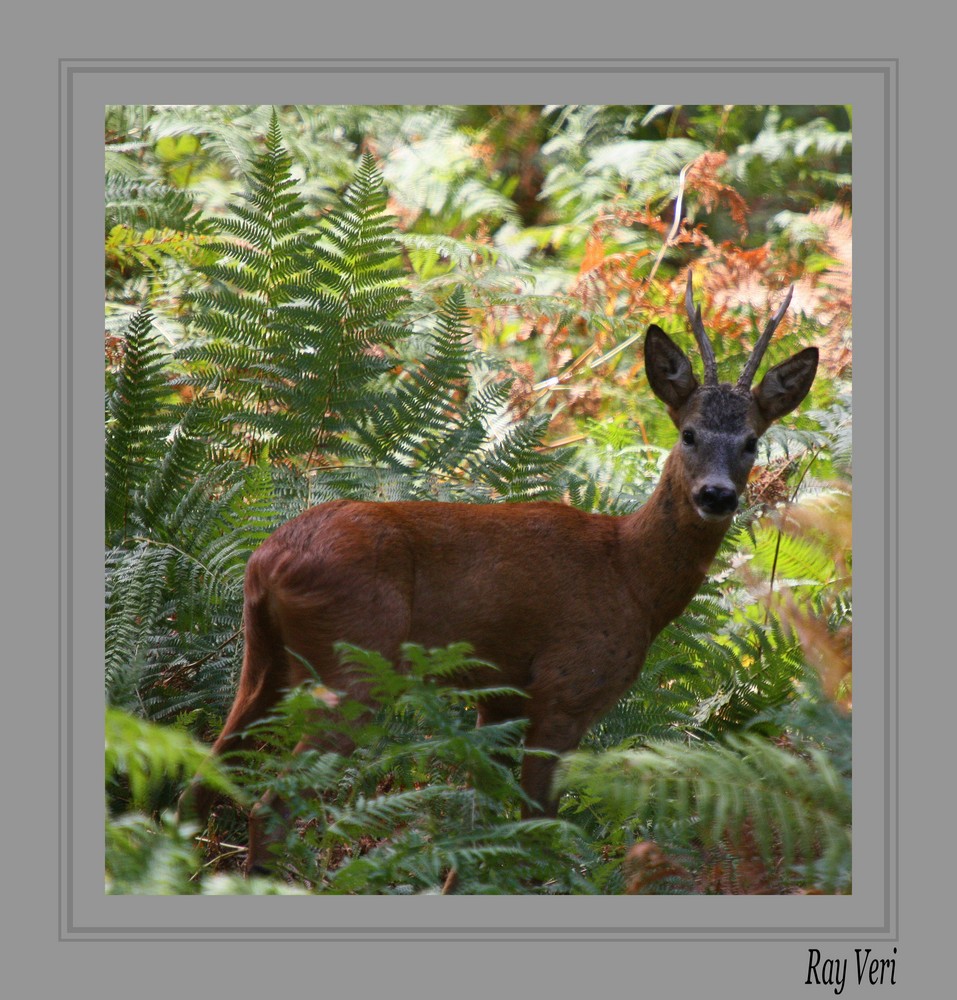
[105,104,852,895]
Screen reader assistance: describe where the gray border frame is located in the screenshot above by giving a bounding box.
[66,60,895,941]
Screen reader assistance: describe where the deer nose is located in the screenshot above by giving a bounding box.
[695,484,738,517]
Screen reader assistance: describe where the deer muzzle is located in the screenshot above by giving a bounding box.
[693,484,739,520]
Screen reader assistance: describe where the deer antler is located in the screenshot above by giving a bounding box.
[735,285,794,390]
[685,271,718,386]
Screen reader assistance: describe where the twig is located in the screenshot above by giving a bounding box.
[575,159,696,375]
[763,442,826,626]
[194,835,248,853]
[165,628,243,684]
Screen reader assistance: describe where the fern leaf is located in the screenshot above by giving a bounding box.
[106,308,175,541]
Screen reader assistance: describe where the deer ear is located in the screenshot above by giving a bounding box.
[645,325,698,413]
[752,347,818,423]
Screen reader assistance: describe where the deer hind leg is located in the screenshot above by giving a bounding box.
[245,705,357,874]
[473,693,529,784]
[244,668,380,874]
[243,583,411,873]
[177,587,297,829]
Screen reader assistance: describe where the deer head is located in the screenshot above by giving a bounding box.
[644,273,818,522]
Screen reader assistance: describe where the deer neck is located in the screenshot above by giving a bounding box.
[618,451,732,639]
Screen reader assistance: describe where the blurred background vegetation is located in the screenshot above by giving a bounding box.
[105,104,851,895]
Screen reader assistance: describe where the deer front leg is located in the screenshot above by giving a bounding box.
[519,708,591,817]
[518,643,634,816]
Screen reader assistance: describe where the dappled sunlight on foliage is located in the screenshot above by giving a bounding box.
[105,104,851,894]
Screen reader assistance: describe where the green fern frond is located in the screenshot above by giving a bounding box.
[106,350,278,724]
[559,732,850,891]
[107,465,274,677]
[586,582,814,752]
[751,525,842,588]
[106,308,176,541]
[106,706,239,814]
[470,413,572,501]
[357,286,473,466]
[179,129,409,464]
[106,173,211,235]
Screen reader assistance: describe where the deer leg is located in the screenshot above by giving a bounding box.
[176,590,295,828]
[519,709,589,817]
[516,643,616,817]
[239,640,390,874]
[241,583,411,872]
[474,693,528,778]
[245,708,360,875]
[177,661,290,828]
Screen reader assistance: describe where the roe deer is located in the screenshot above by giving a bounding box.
[180,273,818,873]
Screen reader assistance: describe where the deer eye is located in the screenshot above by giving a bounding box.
[682,429,696,446]
[744,435,758,453]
